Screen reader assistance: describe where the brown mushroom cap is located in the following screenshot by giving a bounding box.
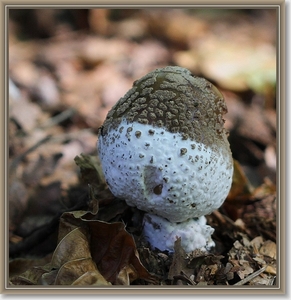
[99,66,229,156]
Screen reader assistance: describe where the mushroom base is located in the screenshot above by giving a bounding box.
[142,213,215,253]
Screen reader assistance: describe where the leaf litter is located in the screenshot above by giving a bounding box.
[8,9,277,286]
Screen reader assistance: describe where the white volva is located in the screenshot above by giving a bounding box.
[143,214,215,252]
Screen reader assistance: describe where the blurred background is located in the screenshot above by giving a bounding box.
[8,8,277,252]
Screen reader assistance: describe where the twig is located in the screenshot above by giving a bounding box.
[49,128,93,143]
[9,128,93,174]
[39,108,76,129]
[9,135,52,173]
[233,265,267,285]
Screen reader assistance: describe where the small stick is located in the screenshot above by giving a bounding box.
[233,265,267,286]
[39,108,76,129]
[9,135,52,173]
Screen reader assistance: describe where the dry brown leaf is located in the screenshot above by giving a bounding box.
[88,220,158,285]
[168,238,187,281]
[259,240,276,259]
[72,270,111,286]
[40,269,58,285]
[10,265,51,285]
[54,257,107,285]
[115,265,137,285]
[239,261,254,278]
[10,97,43,133]
[250,236,264,251]
[10,212,111,286]
[47,211,158,285]
[265,265,276,275]
[9,255,52,279]
[52,227,90,269]
[252,177,276,199]
[198,40,276,93]
[223,159,276,220]
[9,179,29,232]
[226,159,254,204]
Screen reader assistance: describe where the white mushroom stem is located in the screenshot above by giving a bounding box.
[142,213,215,253]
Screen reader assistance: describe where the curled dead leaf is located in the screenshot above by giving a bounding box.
[88,220,158,285]
[55,257,108,285]
[56,211,158,285]
[72,270,111,286]
[51,227,90,268]
[226,159,254,204]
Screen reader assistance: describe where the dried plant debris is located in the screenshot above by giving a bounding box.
[9,153,277,286]
[10,211,158,286]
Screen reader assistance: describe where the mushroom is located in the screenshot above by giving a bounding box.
[97,66,233,252]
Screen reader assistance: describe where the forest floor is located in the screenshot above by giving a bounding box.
[8,9,277,287]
